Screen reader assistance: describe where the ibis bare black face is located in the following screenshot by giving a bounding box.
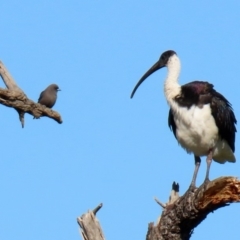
[130,50,176,98]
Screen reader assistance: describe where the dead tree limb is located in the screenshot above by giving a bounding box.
[77,203,105,240]
[77,177,240,240]
[0,61,62,127]
[148,176,240,240]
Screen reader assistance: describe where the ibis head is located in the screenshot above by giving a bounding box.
[130,50,176,98]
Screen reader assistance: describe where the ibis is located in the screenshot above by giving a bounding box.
[131,50,237,189]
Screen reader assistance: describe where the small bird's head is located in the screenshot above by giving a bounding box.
[48,84,61,93]
[130,50,177,98]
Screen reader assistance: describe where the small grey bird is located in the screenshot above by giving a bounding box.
[38,84,60,108]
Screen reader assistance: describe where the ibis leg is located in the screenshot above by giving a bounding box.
[204,150,213,183]
[189,155,201,189]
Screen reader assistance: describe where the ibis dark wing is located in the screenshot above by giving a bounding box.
[176,81,214,108]
[210,91,237,152]
[168,108,177,138]
[171,80,237,152]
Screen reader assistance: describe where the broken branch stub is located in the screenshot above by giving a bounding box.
[77,203,105,240]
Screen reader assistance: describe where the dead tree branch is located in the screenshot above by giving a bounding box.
[0,61,62,127]
[77,177,240,240]
[77,203,105,240]
[147,176,240,240]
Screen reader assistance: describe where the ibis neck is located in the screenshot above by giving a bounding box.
[164,55,181,104]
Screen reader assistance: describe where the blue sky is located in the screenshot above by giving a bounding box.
[0,1,239,239]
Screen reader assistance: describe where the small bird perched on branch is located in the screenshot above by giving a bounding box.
[38,84,60,108]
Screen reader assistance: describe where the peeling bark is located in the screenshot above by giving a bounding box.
[77,177,240,240]
[147,177,240,240]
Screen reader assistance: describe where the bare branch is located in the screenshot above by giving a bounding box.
[92,203,103,215]
[0,61,62,127]
[76,177,240,240]
[154,197,166,208]
[147,176,240,240]
[77,203,105,240]
[0,61,24,92]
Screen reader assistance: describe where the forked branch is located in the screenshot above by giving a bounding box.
[0,61,62,127]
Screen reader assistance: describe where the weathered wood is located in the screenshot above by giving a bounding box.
[77,203,105,240]
[0,61,62,126]
[77,178,240,240]
[147,176,240,240]
[0,61,26,126]
[0,88,62,123]
[0,61,24,92]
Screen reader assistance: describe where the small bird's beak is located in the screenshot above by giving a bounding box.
[58,89,61,91]
[130,60,164,98]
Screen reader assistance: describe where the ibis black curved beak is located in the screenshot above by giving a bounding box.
[130,60,165,98]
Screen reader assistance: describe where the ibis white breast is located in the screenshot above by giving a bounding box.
[171,101,235,163]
